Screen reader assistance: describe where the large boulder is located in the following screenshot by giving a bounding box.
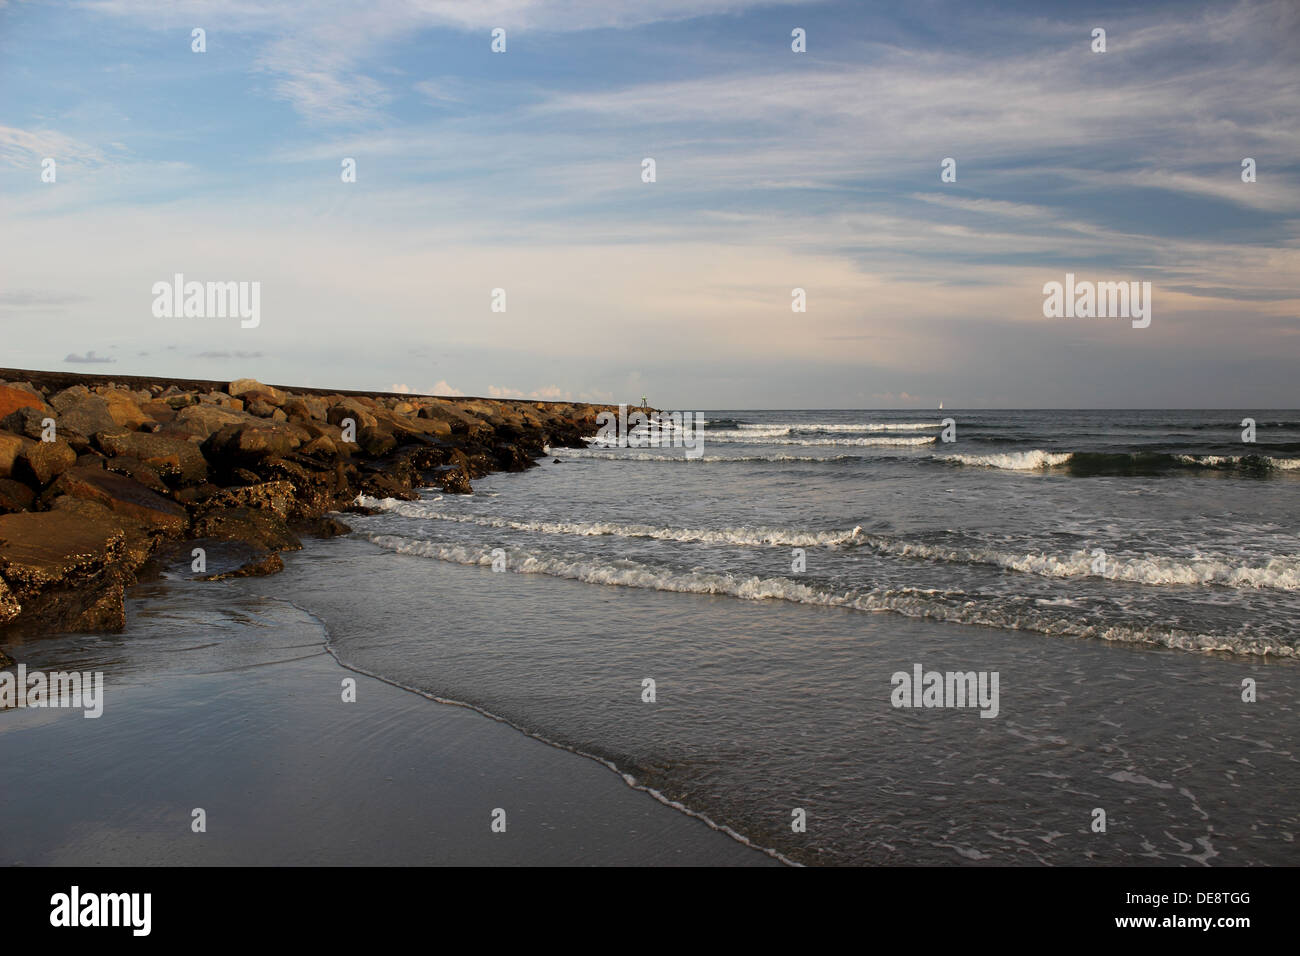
[327,400,378,431]
[203,422,300,466]
[102,390,149,429]
[228,379,286,405]
[1,406,51,440]
[50,466,188,536]
[0,502,134,633]
[0,478,35,513]
[201,480,296,520]
[0,383,44,420]
[95,430,208,485]
[14,440,77,488]
[190,505,302,553]
[174,404,256,441]
[101,455,170,494]
[49,385,91,410]
[283,396,327,422]
[45,395,117,448]
[0,431,31,478]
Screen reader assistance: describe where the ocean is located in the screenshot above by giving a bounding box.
[232,408,1300,865]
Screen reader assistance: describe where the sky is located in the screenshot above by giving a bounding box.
[1,0,1297,408]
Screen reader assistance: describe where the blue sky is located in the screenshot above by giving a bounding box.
[1,0,1297,407]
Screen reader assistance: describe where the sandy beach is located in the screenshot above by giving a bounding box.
[0,574,777,866]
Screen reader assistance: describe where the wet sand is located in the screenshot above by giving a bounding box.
[0,581,779,866]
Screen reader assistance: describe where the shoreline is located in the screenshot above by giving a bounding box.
[0,367,636,648]
[314,604,800,868]
[0,568,780,866]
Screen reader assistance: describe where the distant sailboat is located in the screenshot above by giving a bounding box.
[938,401,944,409]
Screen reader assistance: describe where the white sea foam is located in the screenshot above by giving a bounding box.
[1175,454,1300,470]
[357,499,865,547]
[939,450,1073,470]
[706,434,936,447]
[357,497,1300,593]
[548,448,868,463]
[863,537,1300,592]
[721,422,941,433]
[360,533,1292,656]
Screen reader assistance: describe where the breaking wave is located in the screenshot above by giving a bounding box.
[359,532,1292,657]
[358,498,1300,593]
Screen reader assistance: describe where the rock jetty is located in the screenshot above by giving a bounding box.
[0,369,617,644]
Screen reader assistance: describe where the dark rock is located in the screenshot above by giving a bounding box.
[53,394,117,444]
[95,430,208,485]
[0,431,30,479]
[202,480,295,519]
[49,466,188,536]
[0,503,134,633]
[1,406,51,441]
[295,514,351,538]
[14,440,77,488]
[0,478,35,513]
[102,456,170,494]
[203,422,299,466]
[173,404,253,441]
[426,463,472,495]
[197,550,284,580]
[358,425,397,457]
[190,505,302,553]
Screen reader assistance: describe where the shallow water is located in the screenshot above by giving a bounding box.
[247,409,1300,865]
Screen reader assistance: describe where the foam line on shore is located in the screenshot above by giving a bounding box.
[291,596,801,867]
[359,533,1294,656]
[359,496,1300,592]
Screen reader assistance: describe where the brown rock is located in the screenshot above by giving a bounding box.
[1,406,52,440]
[283,396,327,422]
[203,422,300,464]
[0,384,44,420]
[202,480,296,519]
[358,425,397,457]
[174,404,253,440]
[0,503,134,634]
[102,390,149,429]
[53,394,117,442]
[0,575,22,625]
[199,391,243,409]
[139,400,178,423]
[0,478,35,513]
[190,505,302,553]
[300,435,338,458]
[0,431,32,479]
[197,550,284,580]
[15,440,77,487]
[101,456,170,494]
[95,430,208,484]
[327,402,378,431]
[50,466,188,536]
[228,379,285,405]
